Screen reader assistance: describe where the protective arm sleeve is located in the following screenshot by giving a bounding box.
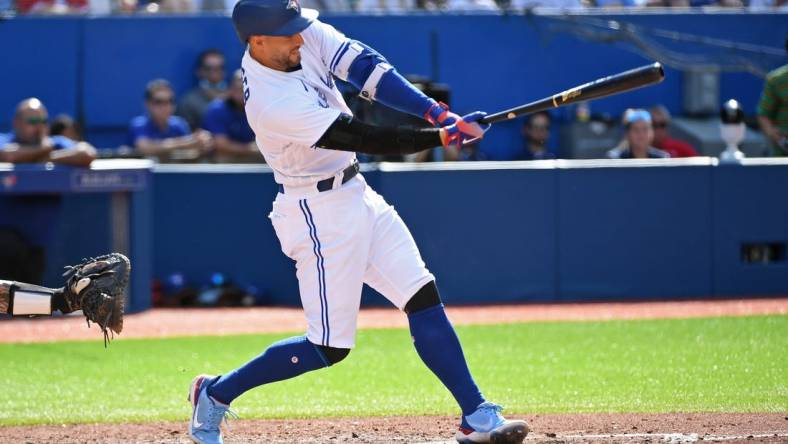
[331,41,436,119]
[316,114,442,155]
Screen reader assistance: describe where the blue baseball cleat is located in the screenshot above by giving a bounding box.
[188,374,237,444]
[455,402,529,444]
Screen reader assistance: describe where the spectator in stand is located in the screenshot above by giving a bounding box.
[649,105,698,157]
[445,0,498,9]
[0,98,95,166]
[16,0,88,13]
[594,0,647,7]
[519,111,556,160]
[749,0,788,11]
[606,109,669,159]
[177,50,227,131]
[202,70,263,163]
[507,0,583,10]
[757,41,787,156]
[50,114,83,142]
[461,111,553,161]
[128,79,212,163]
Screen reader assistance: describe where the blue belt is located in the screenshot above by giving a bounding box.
[277,161,360,194]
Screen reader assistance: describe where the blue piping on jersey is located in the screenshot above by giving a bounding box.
[329,41,350,73]
[300,199,329,346]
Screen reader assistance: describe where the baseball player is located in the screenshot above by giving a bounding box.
[187,1,529,443]
[0,253,129,344]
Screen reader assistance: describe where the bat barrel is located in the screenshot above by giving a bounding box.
[480,63,664,124]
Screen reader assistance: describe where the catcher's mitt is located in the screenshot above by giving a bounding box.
[63,253,130,346]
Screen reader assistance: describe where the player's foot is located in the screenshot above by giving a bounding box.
[187,374,236,444]
[455,402,529,444]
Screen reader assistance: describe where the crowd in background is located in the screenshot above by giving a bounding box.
[1,0,785,15]
[1,44,786,164]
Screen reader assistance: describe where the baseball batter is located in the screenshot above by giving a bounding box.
[188,2,529,443]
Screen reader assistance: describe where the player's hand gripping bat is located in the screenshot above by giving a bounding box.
[480,63,665,125]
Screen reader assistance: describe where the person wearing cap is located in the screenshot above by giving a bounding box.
[185,2,528,444]
[606,109,670,159]
[0,97,96,166]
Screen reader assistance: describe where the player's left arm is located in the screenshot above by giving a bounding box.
[332,40,459,125]
[308,22,459,127]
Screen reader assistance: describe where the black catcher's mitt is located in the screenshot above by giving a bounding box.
[63,253,130,345]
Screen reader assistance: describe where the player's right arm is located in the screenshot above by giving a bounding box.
[0,143,53,163]
[315,112,490,156]
[259,92,489,156]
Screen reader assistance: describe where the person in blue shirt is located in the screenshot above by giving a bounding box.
[128,79,213,163]
[202,69,263,163]
[0,98,95,166]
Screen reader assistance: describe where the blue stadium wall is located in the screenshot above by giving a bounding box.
[148,161,788,306]
[9,161,788,307]
[1,13,786,159]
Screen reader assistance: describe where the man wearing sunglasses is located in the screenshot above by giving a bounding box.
[0,98,96,166]
[129,79,213,163]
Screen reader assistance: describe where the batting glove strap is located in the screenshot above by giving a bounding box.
[424,101,457,127]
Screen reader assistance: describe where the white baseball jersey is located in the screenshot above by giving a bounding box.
[241,19,356,187]
[244,18,435,349]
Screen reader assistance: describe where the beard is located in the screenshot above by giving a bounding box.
[273,48,302,70]
[286,49,302,68]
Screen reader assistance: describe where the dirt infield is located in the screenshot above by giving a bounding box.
[2,297,786,343]
[1,298,786,443]
[1,413,786,443]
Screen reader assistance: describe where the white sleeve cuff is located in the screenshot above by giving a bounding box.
[333,42,363,81]
[359,63,392,102]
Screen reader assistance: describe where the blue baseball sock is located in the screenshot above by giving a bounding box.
[207,335,330,404]
[408,303,485,416]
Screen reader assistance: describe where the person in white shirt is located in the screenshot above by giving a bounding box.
[187,2,529,444]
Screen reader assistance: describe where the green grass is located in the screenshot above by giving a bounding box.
[0,316,786,425]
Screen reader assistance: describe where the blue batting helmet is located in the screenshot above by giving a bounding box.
[231,0,318,43]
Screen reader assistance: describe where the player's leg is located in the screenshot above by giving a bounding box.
[0,280,74,316]
[190,186,369,444]
[361,188,528,444]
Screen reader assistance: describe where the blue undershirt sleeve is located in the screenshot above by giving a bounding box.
[340,41,435,120]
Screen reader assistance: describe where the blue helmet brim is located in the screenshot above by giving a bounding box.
[268,8,318,36]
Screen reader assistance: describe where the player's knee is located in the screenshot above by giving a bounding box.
[317,345,351,365]
[404,281,442,314]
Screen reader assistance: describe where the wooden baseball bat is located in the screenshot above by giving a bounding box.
[480,63,665,124]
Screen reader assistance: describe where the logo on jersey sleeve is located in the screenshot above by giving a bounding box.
[286,0,299,11]
[299,79,329,109]
[314,88,329,108]
[318,71,334,90]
